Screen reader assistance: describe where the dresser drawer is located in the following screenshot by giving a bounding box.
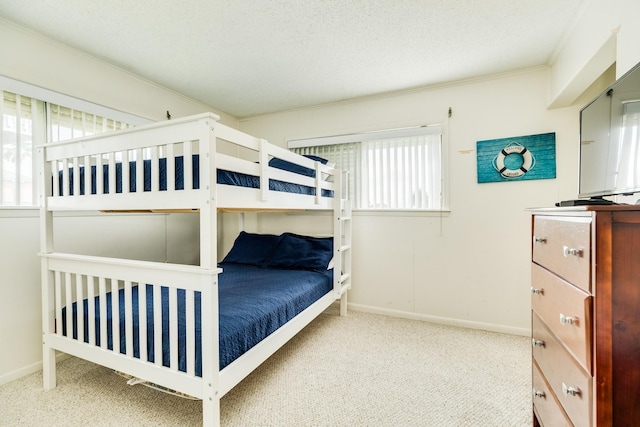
[531,263,592,373]
[532,215,591,292]
[532,312,592,427]
[533,360,572,427]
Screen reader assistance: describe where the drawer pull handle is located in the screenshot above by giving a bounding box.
[533,236,547,244]
[532,338,545,348]
[533,389,546,399]
[563,245,584,258]
[560,314,578,326]
[562,383,581,397]
[530,287,544,295]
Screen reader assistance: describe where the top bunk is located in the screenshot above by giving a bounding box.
[39,113,343,213]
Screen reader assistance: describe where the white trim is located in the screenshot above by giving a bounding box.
[288,125,442,148]
[0,75,151,126]
[348,303,530,337]
[0,352,70,386]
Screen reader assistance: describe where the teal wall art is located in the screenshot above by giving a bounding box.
[476,132,556,183]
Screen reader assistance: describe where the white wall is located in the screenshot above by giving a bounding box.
[549,0,640,108]
[0,19,216,384]
[0,18,236,126]
[239,68,579,335]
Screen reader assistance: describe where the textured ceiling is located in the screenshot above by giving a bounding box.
[0,0,586,118]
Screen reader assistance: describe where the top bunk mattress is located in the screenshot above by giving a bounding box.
[58,155,334,198]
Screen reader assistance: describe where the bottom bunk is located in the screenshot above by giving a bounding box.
[40,232,347,425]
[59,263,333,374]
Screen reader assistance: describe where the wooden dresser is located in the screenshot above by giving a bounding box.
[530,206,640,426]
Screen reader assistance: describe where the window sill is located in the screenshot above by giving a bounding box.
[353,209,450,217]
[0,206,39,218]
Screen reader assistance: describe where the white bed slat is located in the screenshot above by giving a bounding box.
[151,146,159,193]
[122,150,130,194]
[259,140,269,202]
[61,159,69,197]
[184,141,193,191]
[186,289,195,376]
[124,281,133,357]
[76,273,84,343]
[99,277,107,349]
[52,160,59,198]
[83,155,91,196]
[135,149,143,194]
[54,271,62,337]
[64,272,72,340]
[139,283,148,362]
[108,153,116,195]
[166,143,175,192]
[111,278,120,354]
[169,287,178,371]
[96,155,104,195]
[73,158,80,197]
[87,275,96,346]
[153,285,162,366]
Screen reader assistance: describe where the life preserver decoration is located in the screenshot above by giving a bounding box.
[492,142,535,178]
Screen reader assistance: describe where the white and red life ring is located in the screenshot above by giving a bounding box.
[493,143,534,178]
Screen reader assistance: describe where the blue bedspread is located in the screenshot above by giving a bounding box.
[59,155,333,197]
[62,264,333,373]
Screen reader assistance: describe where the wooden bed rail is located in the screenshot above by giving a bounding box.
[39,112,337,212]
[40,252,221,400]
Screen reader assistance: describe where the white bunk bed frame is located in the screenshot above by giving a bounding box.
[38,112,352,426]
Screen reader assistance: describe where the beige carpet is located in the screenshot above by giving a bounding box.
[0,308,532,426]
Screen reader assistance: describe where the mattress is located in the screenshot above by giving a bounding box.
[61,263,333,372]
[59,155,333,197]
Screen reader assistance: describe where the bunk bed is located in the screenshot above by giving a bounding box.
[38,112,352,426]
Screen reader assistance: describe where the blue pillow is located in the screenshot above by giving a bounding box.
[221,231,282,266]
[263,232,333,271]
[268,154,329,178]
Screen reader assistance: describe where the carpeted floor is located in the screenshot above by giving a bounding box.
[0,308,532,426]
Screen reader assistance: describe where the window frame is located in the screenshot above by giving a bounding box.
[288,125,449,212]
[0,76,151,207]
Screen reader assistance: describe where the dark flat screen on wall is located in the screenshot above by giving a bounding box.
[579,61,640,199]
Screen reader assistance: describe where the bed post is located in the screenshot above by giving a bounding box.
[38,146,57,389]
[199,114,221,425]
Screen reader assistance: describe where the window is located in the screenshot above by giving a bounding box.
[289,126,444,210]
[0,81,142,206]
[1,91,44,206]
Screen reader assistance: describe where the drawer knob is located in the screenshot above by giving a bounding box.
[562,383,581,397]
[560,313,578,326]
[533,236,547,244]
[532,338,545,348]
[533,389,546,399]
[530,287,544,295]
[563,245,584,258]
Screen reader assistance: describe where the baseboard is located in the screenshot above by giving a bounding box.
[347,303,530,337]
[0,352,71,387]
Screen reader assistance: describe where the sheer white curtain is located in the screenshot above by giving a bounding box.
[617,100,640,189]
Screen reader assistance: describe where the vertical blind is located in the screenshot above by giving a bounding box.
[618,100,640,188]
[0,89,133,206]
[48,104,131,143]
[292,128,442,210]
[1,91,43,206]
